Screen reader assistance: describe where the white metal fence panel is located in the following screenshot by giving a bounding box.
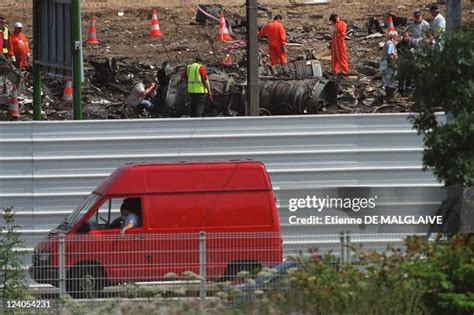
[0,114,445,269]
[23,231,424,300]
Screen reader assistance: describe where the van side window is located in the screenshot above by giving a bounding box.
[113,198,142,233]
[87,197,142,230]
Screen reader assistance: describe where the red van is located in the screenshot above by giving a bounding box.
[29,161,282,296]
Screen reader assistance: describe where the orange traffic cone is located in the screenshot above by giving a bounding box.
[216,12,232,41]
[63,80,73,102]
[149,9,163,37]
[386,15,395,34]
[86,16,100,44]
[8,84,20,119]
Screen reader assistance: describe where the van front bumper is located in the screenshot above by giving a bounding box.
[28,265,59,286]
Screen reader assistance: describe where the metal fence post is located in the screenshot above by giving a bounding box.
[345,231,351,264]
[58,233,66,300]
[199,231,206,306]
[340,231,346,264]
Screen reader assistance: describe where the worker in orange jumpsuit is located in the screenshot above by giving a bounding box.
[329,13,349,77]
[8,22,30,70]
[258,15,287,65]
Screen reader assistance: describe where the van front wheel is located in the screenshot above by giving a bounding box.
[67,264,105,298]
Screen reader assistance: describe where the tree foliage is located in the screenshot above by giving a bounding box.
[399,28,474,186]
[0,207,30,310]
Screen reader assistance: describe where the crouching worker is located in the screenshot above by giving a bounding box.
[126,77,157,114]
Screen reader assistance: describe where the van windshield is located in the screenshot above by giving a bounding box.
[62,193,101,229]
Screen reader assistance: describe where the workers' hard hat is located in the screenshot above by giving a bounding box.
[14,22,23,28]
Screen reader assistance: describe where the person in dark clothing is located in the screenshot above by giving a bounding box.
[397,31,416,94]
[181,57,213,117]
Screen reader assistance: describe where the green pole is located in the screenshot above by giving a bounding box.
[32,0,42,121]
[72,0,82,120]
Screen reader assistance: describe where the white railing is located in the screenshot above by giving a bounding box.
[0,114,445,262]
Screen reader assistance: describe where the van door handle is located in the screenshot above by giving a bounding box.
[134,234,144,240]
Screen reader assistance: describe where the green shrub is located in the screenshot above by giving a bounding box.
[0,207,31,312]
[248,235,473,315]
[403,234,474,314]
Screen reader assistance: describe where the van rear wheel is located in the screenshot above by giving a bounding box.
[67,264,105,298]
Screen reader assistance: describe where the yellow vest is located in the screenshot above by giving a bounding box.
[187,63,206,94]
[1,26,8,54]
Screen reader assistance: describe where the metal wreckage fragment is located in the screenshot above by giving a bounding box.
[259,78,337,115]
[0,59,23,105]
[86,57,338,117]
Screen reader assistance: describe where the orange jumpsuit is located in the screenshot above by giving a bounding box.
[8,32,30,69]
[331,20,349,75]
[258,21,287,65]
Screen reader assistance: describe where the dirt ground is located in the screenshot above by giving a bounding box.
[0,2,472,120]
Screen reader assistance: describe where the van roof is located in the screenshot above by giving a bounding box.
[126,160,258,167]
[95,161,273,195]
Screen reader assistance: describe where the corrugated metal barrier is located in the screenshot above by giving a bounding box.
[0,113,445,269]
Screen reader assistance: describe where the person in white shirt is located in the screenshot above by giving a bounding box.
[429,4,446,37]
[379,31,399,101]
[126,78,157,113]
[407,10,430,46]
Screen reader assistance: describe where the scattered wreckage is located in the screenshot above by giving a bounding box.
[86,57,338,117]
[0,58,23,106]
[0,4,416,120]
[195,4,272,32]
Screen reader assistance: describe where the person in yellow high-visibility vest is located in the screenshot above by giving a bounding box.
[0,16,9,57]
[181,57,213,117]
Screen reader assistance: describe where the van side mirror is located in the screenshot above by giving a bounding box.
[77,221,91,234]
